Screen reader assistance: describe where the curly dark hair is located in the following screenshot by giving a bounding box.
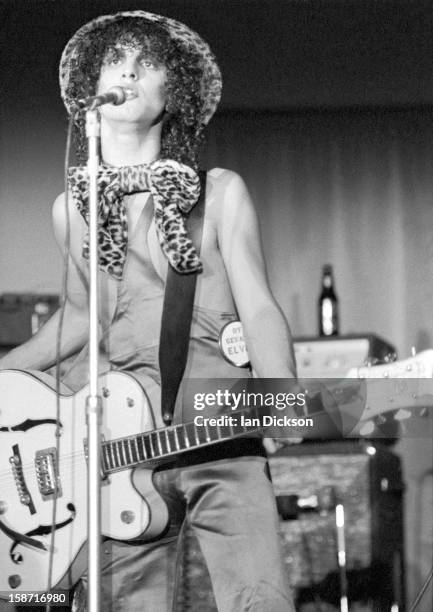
[66,17,206,169]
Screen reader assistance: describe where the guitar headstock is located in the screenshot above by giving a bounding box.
[346,349,433,380]
[345,349,433,435]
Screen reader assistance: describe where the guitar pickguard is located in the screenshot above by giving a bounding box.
[0,418,58,433]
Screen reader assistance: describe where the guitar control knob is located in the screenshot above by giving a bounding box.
[120,510,135,524]
[8,574,21,589]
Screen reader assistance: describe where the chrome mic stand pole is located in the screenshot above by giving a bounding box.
[85,108,102,612]
[335,503,349,612]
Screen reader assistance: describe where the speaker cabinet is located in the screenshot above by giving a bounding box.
[0,293,59,346]
[177,441,405,611]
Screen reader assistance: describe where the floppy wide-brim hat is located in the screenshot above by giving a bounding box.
[59,10,222,125]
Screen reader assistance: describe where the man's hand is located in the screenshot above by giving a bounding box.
[262,437,303,454]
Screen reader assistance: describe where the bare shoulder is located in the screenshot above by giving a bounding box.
[52,192,72,224]
[52,192,66,218]
[52,192,86,247]
[206,167,257,230]
[206,168,254,219]
[207,167,249,198]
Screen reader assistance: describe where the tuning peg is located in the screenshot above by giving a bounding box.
[376,414,387,425]
[359,421,375,436]
[364,357,379,367]
[411,346,417,356]
[394,409,412,421]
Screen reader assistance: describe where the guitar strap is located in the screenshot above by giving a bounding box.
[159,170,207,425]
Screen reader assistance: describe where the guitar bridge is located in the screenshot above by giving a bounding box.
[35,448,62,500]
[10,444,36,514]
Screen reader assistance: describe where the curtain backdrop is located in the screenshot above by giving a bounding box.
[204,107,433,358]
[204,108,433,609]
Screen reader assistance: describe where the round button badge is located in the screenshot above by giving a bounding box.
[218,321,250,368]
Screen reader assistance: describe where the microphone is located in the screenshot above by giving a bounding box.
[76,86,127,110]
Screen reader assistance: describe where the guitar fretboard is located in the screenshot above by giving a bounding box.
[101,406,262,474]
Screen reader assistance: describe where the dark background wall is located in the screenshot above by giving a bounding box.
[2,0,433,113]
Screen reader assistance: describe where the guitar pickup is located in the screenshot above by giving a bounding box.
[35,448,62,500]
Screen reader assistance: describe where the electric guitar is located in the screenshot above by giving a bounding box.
[0,352,432,595]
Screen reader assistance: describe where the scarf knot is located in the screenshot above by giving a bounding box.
[68,159,202,279]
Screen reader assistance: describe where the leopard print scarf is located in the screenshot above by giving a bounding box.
[67,159,202,279]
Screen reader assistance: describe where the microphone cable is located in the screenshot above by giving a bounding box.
[45,110,75,612]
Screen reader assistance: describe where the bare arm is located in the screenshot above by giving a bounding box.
[216,171,297,379]
[0,193,89,371]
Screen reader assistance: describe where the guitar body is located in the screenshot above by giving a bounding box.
[0,370,169,594]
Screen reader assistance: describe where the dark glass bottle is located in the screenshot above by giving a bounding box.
[318,264,339,336]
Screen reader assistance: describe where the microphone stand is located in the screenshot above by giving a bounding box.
[335,503,349,612]
[85,108,102,612]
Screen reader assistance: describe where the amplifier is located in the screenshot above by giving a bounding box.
[294,334,396,378]
[177,442,405,612]
[0,293,59,347]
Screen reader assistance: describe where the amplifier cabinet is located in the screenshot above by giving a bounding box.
[294,334,396,378]
[0,293,59,346]
[177,442,405,612]
[271,442,405,611]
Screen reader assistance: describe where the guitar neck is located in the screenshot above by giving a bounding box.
[101,405,262,473]
[100,355,433,474]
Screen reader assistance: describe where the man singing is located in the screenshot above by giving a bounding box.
[0,11,296,611]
